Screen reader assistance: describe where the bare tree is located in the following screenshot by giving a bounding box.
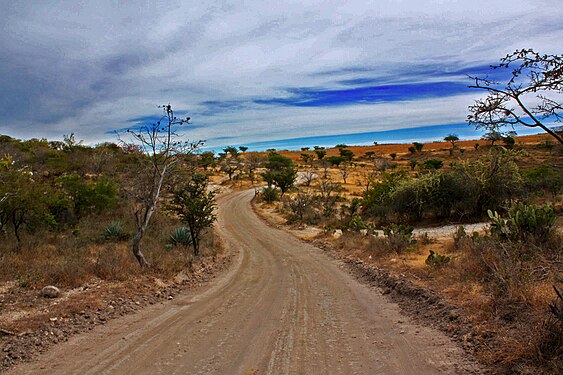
[339,162,349,184]
[468,49,563,146]
[317,177,342,215]
[302,170,316,186]
[119,104,199,267]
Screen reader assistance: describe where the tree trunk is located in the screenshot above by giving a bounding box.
[190,227,199,257]
[131,230,149,267]
[130,168,167,268]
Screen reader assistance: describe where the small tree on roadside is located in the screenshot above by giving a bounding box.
[468,49,563,146]
[119,104,197,267]
[261,152,297,197]
[390,152,397,160]
[413,142,424,152]
[166,173,216,257]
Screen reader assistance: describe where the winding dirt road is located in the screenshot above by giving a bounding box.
[8,190,478,374]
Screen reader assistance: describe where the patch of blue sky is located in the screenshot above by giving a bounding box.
[254,81,469,108]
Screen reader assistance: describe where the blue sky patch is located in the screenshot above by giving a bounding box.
[254,81,470,107]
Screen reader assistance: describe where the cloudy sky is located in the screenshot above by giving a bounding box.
[1,0,561,149]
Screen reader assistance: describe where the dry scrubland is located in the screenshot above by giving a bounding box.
[252,133,562,374]
[0,134,225,369]
[0,132,562,373]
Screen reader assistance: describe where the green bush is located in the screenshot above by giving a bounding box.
[421,158,443,170]
[524,164,562,197]
[261,186,279,203]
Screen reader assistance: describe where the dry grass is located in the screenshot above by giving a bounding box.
[331,228,563,373]
[0,208,218,289]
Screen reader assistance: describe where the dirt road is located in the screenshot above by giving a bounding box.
[8,190,478,374]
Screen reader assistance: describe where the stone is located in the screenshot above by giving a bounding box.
[41,285,60,298]
[359,229,368,236]
[332,229,343,239]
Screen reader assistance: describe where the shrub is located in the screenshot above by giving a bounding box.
[524,164,562,198]
[284,191,320,224]
[260,186,279,203]
[488,203,556,242]
[382,224,415,253]
[425,250,450,267]
[103,221,129,242]
[348,215,367,231]
[421,158,443,170]
[168,226,193,247]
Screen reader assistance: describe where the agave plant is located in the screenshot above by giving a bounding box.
[103,221,129,242]
[168,227,192,247]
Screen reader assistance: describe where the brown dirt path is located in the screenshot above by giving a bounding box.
[7,190,480,374]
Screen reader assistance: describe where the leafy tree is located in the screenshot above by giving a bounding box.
[119,104,197,267]
[482,130,503,145]
[413,142,424,152]
[326,155,345,166]
[0,156,48,241]
[223,146,239,158]
[389,152,397,160]
[238,146,248,153]
[314,149,327,160]
[198,151,215,171]
[339,148,355,162]
[261,152,297,196]
[408,146,416,154]
[444,134,459,147]
[300,153,314,166]
[219,146,242,180]
[468,49,563,146]
[245,152,263,183]
[166,174,216,256]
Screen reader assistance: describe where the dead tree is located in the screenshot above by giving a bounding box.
[119,104,199,267]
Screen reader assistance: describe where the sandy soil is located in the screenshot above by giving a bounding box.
[7,189,481,374]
